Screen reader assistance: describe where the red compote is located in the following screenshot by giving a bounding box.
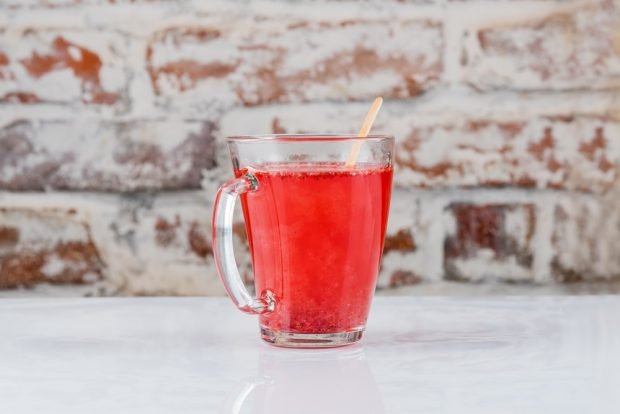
[237,162,392,335]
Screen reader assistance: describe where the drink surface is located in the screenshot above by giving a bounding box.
[237,162,393,334]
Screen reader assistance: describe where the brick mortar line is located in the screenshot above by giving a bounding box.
[0,0,589,32]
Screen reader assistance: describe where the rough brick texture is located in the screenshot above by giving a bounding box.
[395,117,620,192]
[465,0,620,90]
[0,29,128,111]
[147,19,442,109]
[0,208,102,289]
[220,100,620,192]
[552,195,620,282]
[0,192,228,295]
[444,203,536,282]
[99,193,225,296]
[0,0,619,296]
[0,120,216,191]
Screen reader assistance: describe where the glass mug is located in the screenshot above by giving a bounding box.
[212,134,394,347]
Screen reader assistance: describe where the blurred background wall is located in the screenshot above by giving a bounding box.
[0,0,618,297]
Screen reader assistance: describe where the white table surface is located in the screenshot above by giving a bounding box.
[0,297,619,414]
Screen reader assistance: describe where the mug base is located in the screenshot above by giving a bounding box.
[260,325,364,348]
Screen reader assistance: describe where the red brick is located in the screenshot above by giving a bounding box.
[389,270,421,288]
[0,29,128,110]
[395,117,620,192]
[552,195,620,282]
[0,209,103,289]
[100,194,226,295]
[0,119,216,191]
[0,226,19,246]
[376,190,444,288]
[148,214,212,260]
[465,0,620,90]
[0,195,223,295]
[383,229,416,254]
[444,203,536,282]
[188,221,212,259]
[154,216,181,247]
[147,19,442,108]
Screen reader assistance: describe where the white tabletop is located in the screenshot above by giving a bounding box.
[0,297,619,414]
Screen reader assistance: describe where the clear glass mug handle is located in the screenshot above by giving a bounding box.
[212,173,275,314]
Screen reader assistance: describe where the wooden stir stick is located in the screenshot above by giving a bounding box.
[345,97,383,168]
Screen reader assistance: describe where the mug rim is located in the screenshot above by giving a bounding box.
[227,134,393,142]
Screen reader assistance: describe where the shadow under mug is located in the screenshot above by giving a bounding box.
[212,134,394,348]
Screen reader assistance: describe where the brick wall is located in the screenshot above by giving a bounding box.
[0,0,619,296]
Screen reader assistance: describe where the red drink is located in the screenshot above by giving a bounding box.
[237,163,393,335]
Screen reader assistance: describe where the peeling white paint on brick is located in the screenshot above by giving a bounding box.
[2,187,620,295]
[0,29,128,112]
[451,254,533,283]
[464,0,620,90]
[0,119,216,191]
[0,208,91,247]
[378,190,447,287]
[1,0,619,296]
[87,192,221,296]
[40,254,67,277]
[552,191,620,281]
[146,17,442,112]
[220,96,619,192]
[0,191,224,296]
